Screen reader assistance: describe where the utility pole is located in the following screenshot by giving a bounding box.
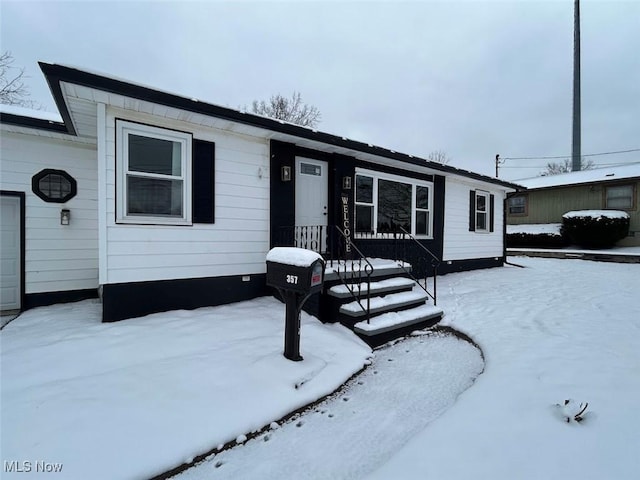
[495,154,504,177]
[571,0,581,171]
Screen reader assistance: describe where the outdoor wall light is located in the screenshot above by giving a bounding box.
[60,209,71,225]
[343,176,352,190]
[281,166,292,182]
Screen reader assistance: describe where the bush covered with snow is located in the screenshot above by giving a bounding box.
[561,210,630,248]
[506,224,568,248]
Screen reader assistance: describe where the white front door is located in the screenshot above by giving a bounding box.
[295,158,328,252]
[1,195,21,311]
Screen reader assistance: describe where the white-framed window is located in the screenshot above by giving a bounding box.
[605,184,634,210]
[354,170,433,238]
[116,120,192,225]
[475,191,490,232]
[415,185,430,235]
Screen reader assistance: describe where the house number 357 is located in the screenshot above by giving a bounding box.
[286,275,298,285]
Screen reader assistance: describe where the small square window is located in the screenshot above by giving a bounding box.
[605,185,633,210]
[508,195,527,215]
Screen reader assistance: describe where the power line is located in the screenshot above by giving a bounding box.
[503,148,640,161]
[500,160,640,169]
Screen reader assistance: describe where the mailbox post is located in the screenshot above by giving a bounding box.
[266,247,325,362]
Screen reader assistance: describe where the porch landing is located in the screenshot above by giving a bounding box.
[324,257,411,282]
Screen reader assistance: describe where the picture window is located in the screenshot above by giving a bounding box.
[354,171,433,237]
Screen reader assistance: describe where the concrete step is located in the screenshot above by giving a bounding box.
[353,304,444,336]
[339,289,429,318]
[327,277,416,299]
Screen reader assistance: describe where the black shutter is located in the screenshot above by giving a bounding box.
[489,194,495,232]
[469,190,476,231]
[192,139,215,224]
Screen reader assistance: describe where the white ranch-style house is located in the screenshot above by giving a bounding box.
[0,63,520,342]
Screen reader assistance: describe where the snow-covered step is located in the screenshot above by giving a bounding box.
[353,304,443,336]
[324,258,411,281]
[328,277,416,299]
[339,290,429,318]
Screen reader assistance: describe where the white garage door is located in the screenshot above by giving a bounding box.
[1,195,21,311]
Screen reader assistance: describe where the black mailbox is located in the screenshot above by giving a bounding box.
[266,248,326,362]
[266,259,324,295]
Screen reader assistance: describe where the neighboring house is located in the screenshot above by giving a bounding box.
[507,164,640,247]
[1,62,519,322]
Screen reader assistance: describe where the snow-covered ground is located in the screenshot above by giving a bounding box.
[369,256,640,480]
[1,297,372,479]
[2,257,639,480]
[508,245,640,255]
[175,331,482,480]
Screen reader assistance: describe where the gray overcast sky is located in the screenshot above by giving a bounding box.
[1,0,639,180]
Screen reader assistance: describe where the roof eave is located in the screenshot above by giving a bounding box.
[38,61,522,190]
[0,111,68,134]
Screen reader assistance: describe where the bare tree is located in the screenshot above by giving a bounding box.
[250,92,321,128]
[426,150,451,165]
[0,51,40,109]
[540,158,594,176]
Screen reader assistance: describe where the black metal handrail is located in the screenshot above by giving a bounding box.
[398,227,440,305]
[327,226,374,323]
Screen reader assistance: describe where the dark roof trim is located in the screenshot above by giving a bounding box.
[38,62,522,190]
[0,111,68,134]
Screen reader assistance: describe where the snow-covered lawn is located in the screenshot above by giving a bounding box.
[175,331,482,480]
[369,257,640,480]
[175,257,640,479]
[1,297,372,479]
[2,257,639,480]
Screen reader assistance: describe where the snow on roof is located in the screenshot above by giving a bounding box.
[562,210,630,220]
[0,104,63,123]
[515,163,640,189]
[266,247,324,267]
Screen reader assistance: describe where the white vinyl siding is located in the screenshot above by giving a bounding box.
[443,177,505,261]
[103,106,270,285]
[0,131,98,293]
